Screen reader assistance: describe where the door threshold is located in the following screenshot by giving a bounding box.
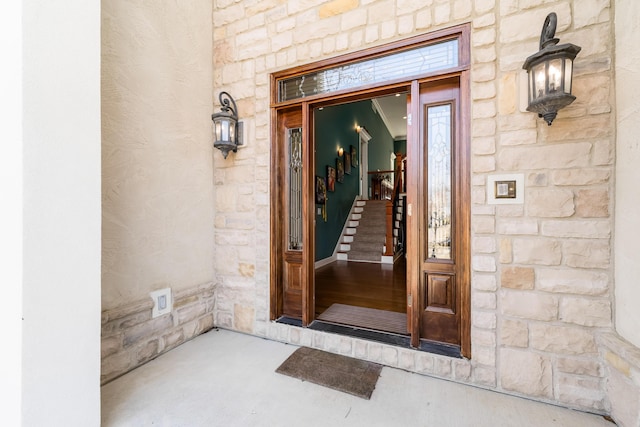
[308,320,462,358]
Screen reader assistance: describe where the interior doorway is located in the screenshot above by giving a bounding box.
[313,93,409,337]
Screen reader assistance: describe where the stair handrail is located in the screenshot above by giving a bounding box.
[384,154,405,256]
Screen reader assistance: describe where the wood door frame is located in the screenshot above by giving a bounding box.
[270,23,471,357]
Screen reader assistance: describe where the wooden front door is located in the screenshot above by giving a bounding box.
[406,77,470,354]
[271,107,304,320]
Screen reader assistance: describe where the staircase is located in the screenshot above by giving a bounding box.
[337,200,390,263]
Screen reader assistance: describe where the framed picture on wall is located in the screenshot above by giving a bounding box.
[336,157,344,183]
[326,166,336,192]
[351,145,358,167]
[345,152,352,175]
[315,176,326,204]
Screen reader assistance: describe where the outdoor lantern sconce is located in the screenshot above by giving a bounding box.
[211,91,243,159]
[523,13,581,125]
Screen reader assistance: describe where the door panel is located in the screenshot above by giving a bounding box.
[271,108,304,320]
[416,79,465,346]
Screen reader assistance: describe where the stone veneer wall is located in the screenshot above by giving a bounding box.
[101,283,216,384]
[211,0,618,416]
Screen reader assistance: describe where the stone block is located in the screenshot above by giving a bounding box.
[573,0,610,29]
[399,350,415,370]
[560,297,612,327]
[501,290,557,321]
[551,169,611,186]
[499,129,537,146]
[136,339,159,364]
[499,4,571,43]
[434,357,452,378]
[102,335,121,359]
[500,348,553,398]
[527,172,547,187]
[473,274,497,292]
[498,73,517,115]
[557,357,602,377]
[513,238,562,266]
[472,216,495,233]
[416,352,434,375]
[564,240,610,269]
[536,268,609,295]
[473,365,496,387]
[474,100,497,119]
[473,236,497,253]
[607,367,640,427]
[473,255,497,272]
[499,238,512,264]
[497,219,538,235]
[382,346,399,366]
[472,136,496,155]
[123,315,174,348]
[557,374,606,411]
[473,291,497,310]
[474,345,496,366]
[472,63,496,82]
[354,340,368,359]
[473,311,497,330]
[530,323,597,355]
[472,327,497,347]
[474,0,495,14]
[527,189,575,218]
[197,314,214,334]
[541,220,610,239]
[501,266,534,290]
[499,143,591,171]
[163,329,185,352]
[319,0,358,19]
[101,351,132,383]
[177,302,207,325]
[454,360,471,382]
[234,303,255,333]
[473,155,496,172]
[575,189,609,218]
[500,319,528,348]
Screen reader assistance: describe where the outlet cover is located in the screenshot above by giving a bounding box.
[150,288,172,318]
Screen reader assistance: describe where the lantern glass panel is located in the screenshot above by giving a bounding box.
[214,120,222,142]
[564,58,573,94]
[533,63,546,100]
[548,58,563,93]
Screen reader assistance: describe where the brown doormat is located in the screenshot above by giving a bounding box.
[317,303,407,335]
[276,347,382,399]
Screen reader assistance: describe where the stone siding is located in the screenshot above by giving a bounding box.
[212,0,616,416]
[101,282,216,384]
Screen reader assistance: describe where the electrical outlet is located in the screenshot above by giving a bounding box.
[150,288,172,318]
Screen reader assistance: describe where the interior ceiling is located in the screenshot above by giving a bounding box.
[372,93,408,141]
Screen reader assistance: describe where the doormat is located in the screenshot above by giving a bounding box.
[275,347,382,399]
[317,303,407,335]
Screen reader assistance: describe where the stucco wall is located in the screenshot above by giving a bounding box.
[102,0,214,311]
[213,0,616,413]
[614,0,640,349]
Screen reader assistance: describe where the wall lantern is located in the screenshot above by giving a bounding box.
[211,91,243,159]
[522,13,581,125]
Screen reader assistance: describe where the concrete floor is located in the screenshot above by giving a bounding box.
[102,329,613,427]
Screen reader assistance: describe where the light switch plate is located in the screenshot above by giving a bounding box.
[150,288,172,318]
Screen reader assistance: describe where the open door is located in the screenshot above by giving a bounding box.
[271,107,304,320]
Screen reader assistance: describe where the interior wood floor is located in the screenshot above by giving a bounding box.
[315,258,407,316]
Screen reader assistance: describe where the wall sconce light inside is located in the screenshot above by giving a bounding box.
[522,13,581,126]
[211,91,244,159]
[338,147,344,157]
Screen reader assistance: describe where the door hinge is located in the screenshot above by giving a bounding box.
[407,113,412,126]
[407,203,412,216]
[407,294,412,307]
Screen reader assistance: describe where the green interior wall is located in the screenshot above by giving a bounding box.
[314,99,395,261]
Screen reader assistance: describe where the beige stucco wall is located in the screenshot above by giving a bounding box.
[213,0,617,413]
[101,0,215,310]
[614,0,640,349]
